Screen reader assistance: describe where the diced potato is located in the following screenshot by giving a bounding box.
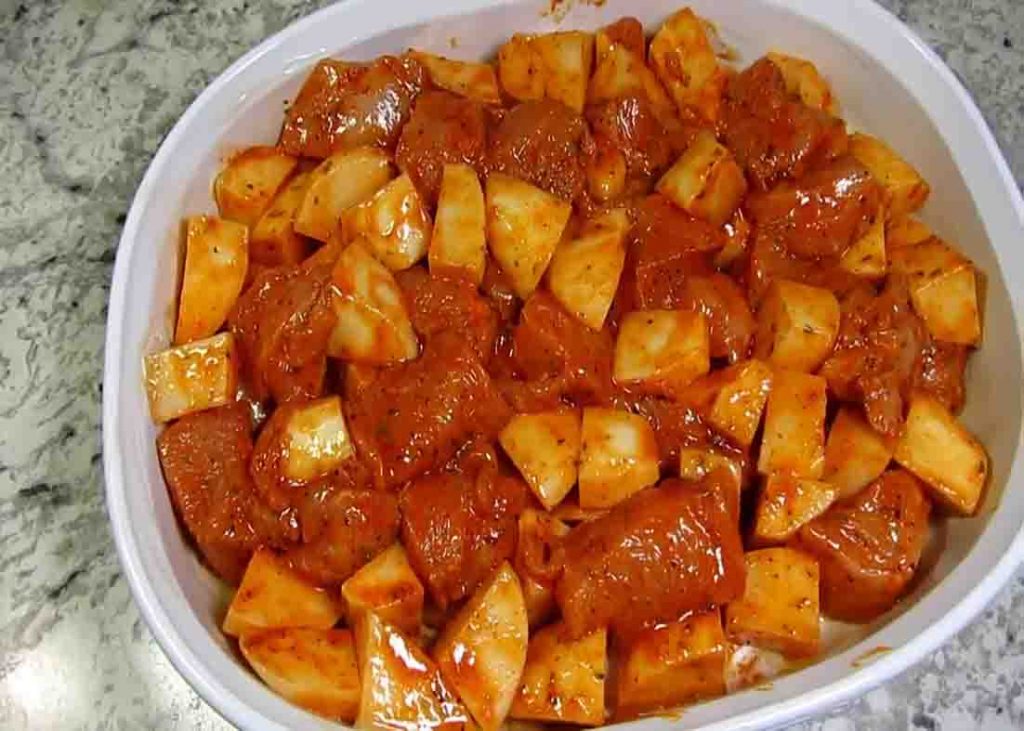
[889,238,982,345]
[515,510,571,627]
[485,173,572,299]
[824,408,894,499]
[724,643,789,693]
[355,612,471,730]
[498,32,594,113]
[280,396,355,482]
[239,628,360,723]
[594,17,645,62]
[766,52,835,113]
[894,394,989,515]
[410,51,501,104]
[328,241,419,364]
[725,548,821,658]
[849,132,930,218]
[342,544,424,636]
[295,147,394,242]
[840,204,886,278]
[144,332,238,423]
[757,370,827,478]
[434,563,528,731]
[754,280,840,373]
[613,310,710,397]
[705,359,773,448]
[657,131,747,228]
[886,215,932,249]
[588,41,678,126]
[648,8,728,122]
[679,446,743,519]
[578,408,660,509]
[614,611,727,720]
[343,173,432,271]
[547,209,629,329]
[497,35,544,102]
[223,548,340,637]
[430,164,486,284]
[175,216,249,345]
[509,624,606,726]
[214,146,298,226]
[251,171,313,266]
[500,410,582,510]
[753,474,838,544]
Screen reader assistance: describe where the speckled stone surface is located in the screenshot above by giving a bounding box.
[0,0,1021,729]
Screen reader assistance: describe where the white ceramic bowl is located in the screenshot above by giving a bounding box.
[102,0,1024,728]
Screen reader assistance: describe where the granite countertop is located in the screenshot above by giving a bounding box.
[1,0,1022,728]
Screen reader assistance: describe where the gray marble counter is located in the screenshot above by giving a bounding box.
[1,0,1021,729]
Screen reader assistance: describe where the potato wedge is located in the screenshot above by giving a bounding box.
[434,563,528,731]
[500,409,582,510]
[824,408,894,499]
[547,209,629,329]
[223,548,340,637]
[280,395,355,483]
[588,41,678,126]
[295,147,393,242]
[578,408,660,509]
[485,173,572,299]
[251,171,313,266]
[328,241,419,364]
[753,474,838,544]
[849,132,930,218]
[509,624,606,726]
[889,238,982,345]
[657,130,747,228]
[649,8,728,122]
[894,394,989,515]
[757,370,827,478]
[175,216,249,345]
[725,548,821,658]
[144,332,238,423]
[766,52,835,113]
[214,146,298,226]
[613,310,711,397]
[614,611,727,720]
[240,627,360,723]
[498,32,594,113]
[342,544,424,636]
[355,612,471,730]
[410,51,501,104]
[430,164,486,285]
[515,510,571,628]
[840,204,886,278]
[343,172,432,271]
[754,280,840,373]
[702,359,774,448]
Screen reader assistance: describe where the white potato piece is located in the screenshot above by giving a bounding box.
[410,51,501,104]
[500,409,581,510]
[614,310,710,397]
[889,238,982,345]
[657,130,747,228]
[824,408,894,499]
[724,643,790,694]
[175,215,249,345]
[886,215,933,249]
[509,624,606,726]
[841,204,887,277]
[754,280,840,373]
[342,543,424,636]
[701,359,774,448]
[766,52,836,113]
[295,147,394,242]
[485,173,572,299]
[343,173,432,271]
[588,41,678,126]
[144,332,238,423]
[578,408,660,509]
[434,563,528,731]
[328,241,419,364]
[497,35,544,102]
[223,548,340,637]
[429,164,486,285]
[649,8,727,122]
[547,209,629,329]
[515,510,571,628]
[355,612,471,731]
[753,474,838,544]
[280,395,355,483]
[251,171,313,266]
[757,370,827,478]
[214,145,298,226]
[240,627,360,723]
[849,132,930,218]
[498,32,594,113]
[894,394,989,515]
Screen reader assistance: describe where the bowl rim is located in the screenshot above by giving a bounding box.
[102,0,1024,729]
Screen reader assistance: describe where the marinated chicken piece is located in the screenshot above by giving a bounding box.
[345,331,511,488]
[721,58,848,190]
[675,274,755,363]
[157,403,297,584]
[746,225,862,306]
[481,256,521,325]
[554,474,745,637]
[280,56,426,158]
[488,100,592,203]
[797,469,931,621]
[395,90,489,206]
[910,338,967,414]
[626,397,720,467]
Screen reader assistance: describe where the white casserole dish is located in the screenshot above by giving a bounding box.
[102,0,1024,729]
